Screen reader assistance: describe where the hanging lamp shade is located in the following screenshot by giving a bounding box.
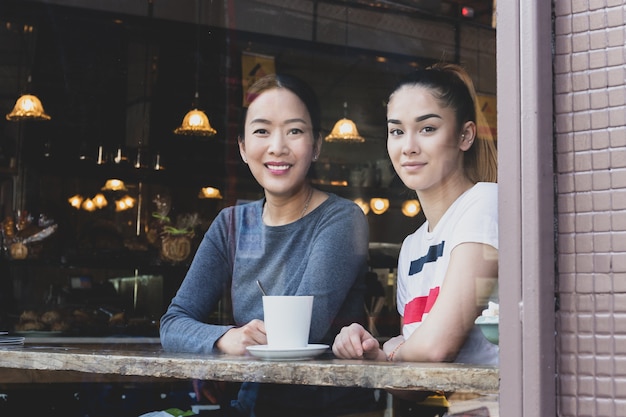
[198,186,223,199]
[81,198,97,212]
[175,1,216,138]
[6,94,51,121]
[101,179,127,192]
[325,118,365,143]
[401,199,421,217]
[68,194,84,209]
[174,108,217,137]
[93,193,108,209]
[325,102,364,143]
[370,198,390,215]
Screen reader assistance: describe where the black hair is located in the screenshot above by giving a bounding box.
[389,63,497,183]
[390,64,476,133]
[238,73,322,141]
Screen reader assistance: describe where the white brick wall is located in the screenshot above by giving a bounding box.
[555,1,626,415]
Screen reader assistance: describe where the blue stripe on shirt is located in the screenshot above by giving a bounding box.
[408,241,445,275]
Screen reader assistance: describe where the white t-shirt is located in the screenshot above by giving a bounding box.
[396,182,499,365]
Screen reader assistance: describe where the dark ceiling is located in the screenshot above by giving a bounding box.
[338,0,494,25]
[0,0,495,192]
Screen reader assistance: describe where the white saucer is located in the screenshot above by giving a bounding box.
[12,331,65,337]
[0,336,25,346]
[246,344,329,361]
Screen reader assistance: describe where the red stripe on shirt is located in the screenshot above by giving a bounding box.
[404,287,440,324]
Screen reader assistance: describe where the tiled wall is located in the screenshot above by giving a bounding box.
[554,1,626,415]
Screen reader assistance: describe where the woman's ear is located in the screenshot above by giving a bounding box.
[313,134,323,161]
[238,135,248,163]
[459,121,477,151]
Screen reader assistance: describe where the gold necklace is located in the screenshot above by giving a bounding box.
[300,187,314,218]
[263,187,314,223]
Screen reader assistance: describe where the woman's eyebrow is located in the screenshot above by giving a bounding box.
[249,118,271,124]
[284,118,308,125]
[250,118,307,125]
[415,113,441,122]
[387,114,442,124]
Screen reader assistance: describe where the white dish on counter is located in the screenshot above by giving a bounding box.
[0,336,25,346]
[246,344,329,361]
[12,331,65,337]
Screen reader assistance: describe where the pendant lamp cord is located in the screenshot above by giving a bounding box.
[343,7,349,118]
[139,0,154,150]
[193,0,202,107]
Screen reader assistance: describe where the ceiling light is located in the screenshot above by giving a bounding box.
[401,199,421,217]
[325,9,364,144]
[198,186,223,199]
[120,195,136,208]
[325,116,365,143]
[81,198,97,212]
[93,193,108,209]
[370,198,389,215]
[115,196,135,212]
[101,179,127,192]
[174,0,217,138]
[68,195,83,209]
[174,105,217,137]
[6,94,51,121]
[325,101,364,143]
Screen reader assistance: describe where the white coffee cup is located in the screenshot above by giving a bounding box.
[262,295,314,348]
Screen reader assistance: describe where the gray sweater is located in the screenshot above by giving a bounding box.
[160,193,379,416]
[160,192,369,353]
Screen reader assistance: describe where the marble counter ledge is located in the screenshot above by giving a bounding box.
[0,344,499,395]
[12,336,161,344]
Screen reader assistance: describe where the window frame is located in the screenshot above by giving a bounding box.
[497,1,556,416]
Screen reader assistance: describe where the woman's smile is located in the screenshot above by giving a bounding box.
[265,162,293,175]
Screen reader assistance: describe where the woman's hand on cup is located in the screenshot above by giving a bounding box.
[216,319,267,355]
[332,323,385,361]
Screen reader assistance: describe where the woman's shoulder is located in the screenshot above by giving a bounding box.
[324,192,349,205]
[457,182,498,225]
[319,192,364,215]
[308,193,367,233]
[472,181,497,195]
[463,182,497,206]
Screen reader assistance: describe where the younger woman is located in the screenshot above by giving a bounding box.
[332,63,498,413]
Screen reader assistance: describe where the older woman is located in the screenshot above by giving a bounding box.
[161,74,380,417]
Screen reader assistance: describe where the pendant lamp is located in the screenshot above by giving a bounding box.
[325,8,364,143]
[101,179,127,192]
[174,0,216,137]
[7,73,51,212]
[6,75,51,121]
[198,186,223,199]
[401,199,421,217]
[6,94,51,121]
[370,198,390,215]
[325,104,365,143]
[174,93,217,137]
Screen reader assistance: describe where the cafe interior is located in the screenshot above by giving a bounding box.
[0,0,496,414]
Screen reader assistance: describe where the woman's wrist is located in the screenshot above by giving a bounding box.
[387,341,405,361]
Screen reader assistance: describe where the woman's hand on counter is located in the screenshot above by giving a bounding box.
[332,323,386,361]
[216,319,267,355]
